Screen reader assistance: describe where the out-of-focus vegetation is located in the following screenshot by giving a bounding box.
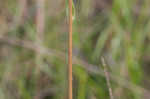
[0,0,150,99]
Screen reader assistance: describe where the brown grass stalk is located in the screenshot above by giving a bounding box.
[35,0,45,73]
[34,0,45,99]
[101,57,114,99]
[68,0,73,99]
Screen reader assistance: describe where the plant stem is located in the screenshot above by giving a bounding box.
[68,0,73,98]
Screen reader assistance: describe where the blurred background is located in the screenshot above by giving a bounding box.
[0,0,150,99]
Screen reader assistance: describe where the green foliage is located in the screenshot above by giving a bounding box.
[0,0,149,99]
